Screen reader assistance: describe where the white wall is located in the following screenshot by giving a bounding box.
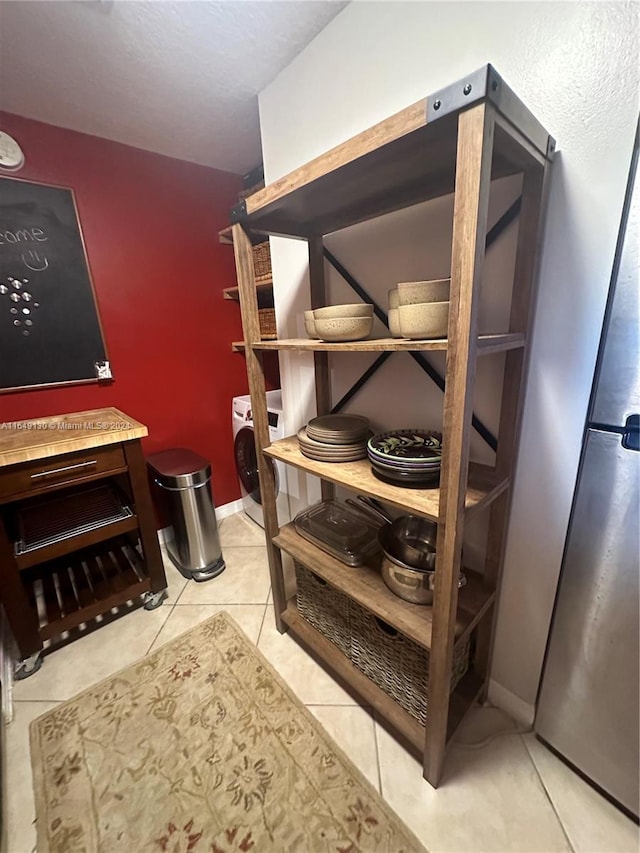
[259,2,639,718]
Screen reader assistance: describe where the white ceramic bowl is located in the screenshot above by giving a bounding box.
[388,288,399,310]
[314,315,374,342]
[398,301,449,339]
[304,310,319,339]
[398,279,450,306]
[314,303,374,320]
[388,307,402,338]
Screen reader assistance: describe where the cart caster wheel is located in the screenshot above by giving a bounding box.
[14,652,43,681]
[143,590,167,611]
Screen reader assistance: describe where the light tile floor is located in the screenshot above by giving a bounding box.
[5,512,639,853]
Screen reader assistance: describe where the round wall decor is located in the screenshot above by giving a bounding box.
[0,132,25,171]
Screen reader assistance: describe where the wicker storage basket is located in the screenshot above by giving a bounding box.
[295,562,351,657]
[258,308,276,339]
[349,603,470,726]
[252,242,272,282]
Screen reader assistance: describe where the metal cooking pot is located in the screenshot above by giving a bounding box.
[347,497,438,570]
[381,555,466,605]
[346,496,466,605]
[379,515,438,571]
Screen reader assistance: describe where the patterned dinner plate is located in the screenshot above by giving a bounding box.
[367,453,441,472]
[368,430,442,463]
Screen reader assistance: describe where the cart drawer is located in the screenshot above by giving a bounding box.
[0,445,127,503]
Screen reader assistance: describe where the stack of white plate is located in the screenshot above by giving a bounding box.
[298,414,370,462]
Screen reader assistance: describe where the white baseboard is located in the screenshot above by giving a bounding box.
[488,679,536,727]
[157,498,244,545]
[215,498,244,521]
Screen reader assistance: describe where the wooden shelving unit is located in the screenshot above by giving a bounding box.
[230,64,554,787]
[274,524,495,651]
[219,227,276,352]
[223,278,273,301]
[251,333,525,354]
[265,437,508,520]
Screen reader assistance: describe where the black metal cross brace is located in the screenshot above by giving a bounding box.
[325,195,523,452]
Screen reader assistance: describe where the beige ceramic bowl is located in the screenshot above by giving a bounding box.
[398,279,450,306]
[314,303,374,320]
[388,307,402,338]
[398,301,449,339]
[304,310,319,339]
[314,315,373,342]
[388,288,399,309]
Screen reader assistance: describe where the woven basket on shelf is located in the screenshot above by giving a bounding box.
[292,558,470,727]
[295,562,351,657]
[258,308,276,339]
[350,603,470,726]
[252,242,272,282]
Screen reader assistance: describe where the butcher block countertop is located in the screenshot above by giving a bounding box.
[0,407,147,468]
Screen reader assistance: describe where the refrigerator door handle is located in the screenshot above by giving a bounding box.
[622,414,640,451]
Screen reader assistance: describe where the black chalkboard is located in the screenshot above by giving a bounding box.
[0,177,109,392]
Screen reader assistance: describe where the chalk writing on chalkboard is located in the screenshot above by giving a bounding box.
[0,177,110,393]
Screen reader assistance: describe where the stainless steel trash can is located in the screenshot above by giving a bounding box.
[147,448,225,582]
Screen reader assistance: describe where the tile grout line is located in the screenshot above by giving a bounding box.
[520,733,577,853]
[257,598,270,646]
[172,579,188,605]
[144,597,177,656]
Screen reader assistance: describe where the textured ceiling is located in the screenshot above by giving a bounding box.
[0,0,348,174]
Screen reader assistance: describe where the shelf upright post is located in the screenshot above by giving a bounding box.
[123,440,166,593]
[0,516,42,657]
[233,224,288,632]
[423,102,496,786]
[475,159,550,690]
[309,236,335,502]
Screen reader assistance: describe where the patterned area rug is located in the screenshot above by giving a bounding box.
[30,612,426,853]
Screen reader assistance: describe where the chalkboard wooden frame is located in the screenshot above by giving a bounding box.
[0,176,110,394]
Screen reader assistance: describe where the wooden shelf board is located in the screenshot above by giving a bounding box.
[239,116,531,239]
[274,523,495,652]
[250,333,524,354]
[39,579,150,641]
[264,436,508,521]
[223,279,273,301]
[218,226,233,245]
[233,67,552,240]
[232,336,278,352]
[24,537,151,641]
[281,604,425,753]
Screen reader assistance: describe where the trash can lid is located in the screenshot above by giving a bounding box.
[147,448,212,489]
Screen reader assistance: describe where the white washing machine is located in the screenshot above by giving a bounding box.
[232,390,290,528]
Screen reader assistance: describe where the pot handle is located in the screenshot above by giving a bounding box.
[354,496,393,524]
[345,498,389,527]
[428,572,467,591]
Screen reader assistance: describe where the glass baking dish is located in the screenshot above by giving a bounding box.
[294,500,380,566]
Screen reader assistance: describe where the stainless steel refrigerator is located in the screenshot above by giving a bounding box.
[535,124,639,819]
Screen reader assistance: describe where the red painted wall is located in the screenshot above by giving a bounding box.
[0,112,253,506]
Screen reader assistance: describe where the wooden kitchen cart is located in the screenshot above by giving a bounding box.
[0,407,167,679]
[230,65,554,786]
